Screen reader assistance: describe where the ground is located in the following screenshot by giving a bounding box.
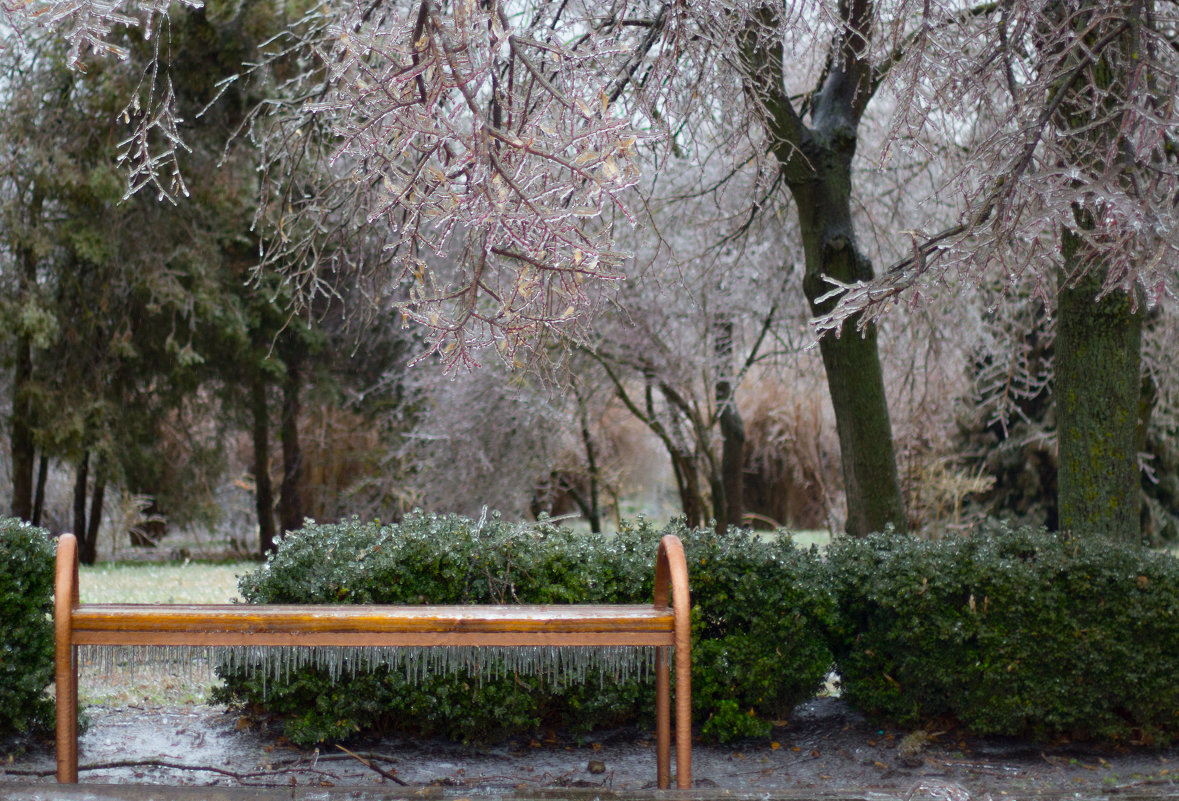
[5,697,1179,797]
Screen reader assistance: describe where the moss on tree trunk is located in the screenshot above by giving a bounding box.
[1056,227,1143,540]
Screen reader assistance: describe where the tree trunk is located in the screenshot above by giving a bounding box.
[73,451,104,566]
[594,356,711,529]
[644,372,707,527]
[576,402,602,534]
[11,337,35,522]
[1056,227,1143,540]
[1049,3,1144,542]
[736,0,906,537]
[653,379,707,528]
[793,177,906,537]
[73,452,89,552]
[278,354,304,535]
[85,460,107,565]
[10,183,42,523]
[252,373,277,554]
[669,445,705,528]
[714,316,745,532]
[32,452,48,527]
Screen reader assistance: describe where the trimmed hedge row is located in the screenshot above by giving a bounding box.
[0,511,1155,747]
[827,524,1179,744]
[216,513,834,744]
[226,516,1179,746]
[0,518,55,739]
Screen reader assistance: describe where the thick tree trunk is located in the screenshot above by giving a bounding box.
[252,374,277,554]
[1049,4,1144,542]
[817,326,905,537]
[736,0,906,538]
[793,177,906,537]
[278,354,304,535]
[1056,228,1143,540]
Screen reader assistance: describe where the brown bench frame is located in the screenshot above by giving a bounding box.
[54,532,692,788]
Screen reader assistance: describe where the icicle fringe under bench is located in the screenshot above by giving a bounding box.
[52,532,692,788]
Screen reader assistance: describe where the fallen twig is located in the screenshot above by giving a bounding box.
[3,759,250,780]
[336,743,408,785]
[270,750,402,768]
[1106,778,1179,793]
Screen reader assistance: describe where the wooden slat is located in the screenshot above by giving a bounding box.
[71,630,675,647]
[70,603,676,647]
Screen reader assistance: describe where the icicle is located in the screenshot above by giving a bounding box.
[74,640,658,700]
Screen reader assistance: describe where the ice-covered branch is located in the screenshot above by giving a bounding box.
[245,0,656,368]
[2,0,203,202]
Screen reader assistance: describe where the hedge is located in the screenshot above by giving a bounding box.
[219,515,1179,747]
[216,512,834,745]
[0,518,56,738]
[827,524,1179,744]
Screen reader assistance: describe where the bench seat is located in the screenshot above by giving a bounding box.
[70,603,677,646]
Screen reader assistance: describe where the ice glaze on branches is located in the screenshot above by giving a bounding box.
[247,0,652,368]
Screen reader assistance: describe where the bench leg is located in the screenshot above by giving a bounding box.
[675,635,692,788]
[655,645,670,788]
[55,643,78,782]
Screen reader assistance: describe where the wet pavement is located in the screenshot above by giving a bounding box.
[4,699,1179,800]
[0,788,963,801]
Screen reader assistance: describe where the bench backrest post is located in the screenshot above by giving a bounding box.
[654,534,692,788]
[54,533,80,783]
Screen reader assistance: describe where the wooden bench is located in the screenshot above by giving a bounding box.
[53,532,692,788]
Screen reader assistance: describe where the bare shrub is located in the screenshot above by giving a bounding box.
[98,491,164,558]
[528,399,640,525]
[297,402,410,523]
[596,402,673,520]
[739,374,841,532]
[901,453,996,536]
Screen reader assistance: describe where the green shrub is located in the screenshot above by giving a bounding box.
[0,519,55,738]
[826,523,1179,744]
[217,512,833,745]
[660,519,835,740]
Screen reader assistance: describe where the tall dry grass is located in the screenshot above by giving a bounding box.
[739,377,842,531]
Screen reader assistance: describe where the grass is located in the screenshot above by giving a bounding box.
[79,561,249,604]
[785,529,831,550]
[76,562,252,706]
